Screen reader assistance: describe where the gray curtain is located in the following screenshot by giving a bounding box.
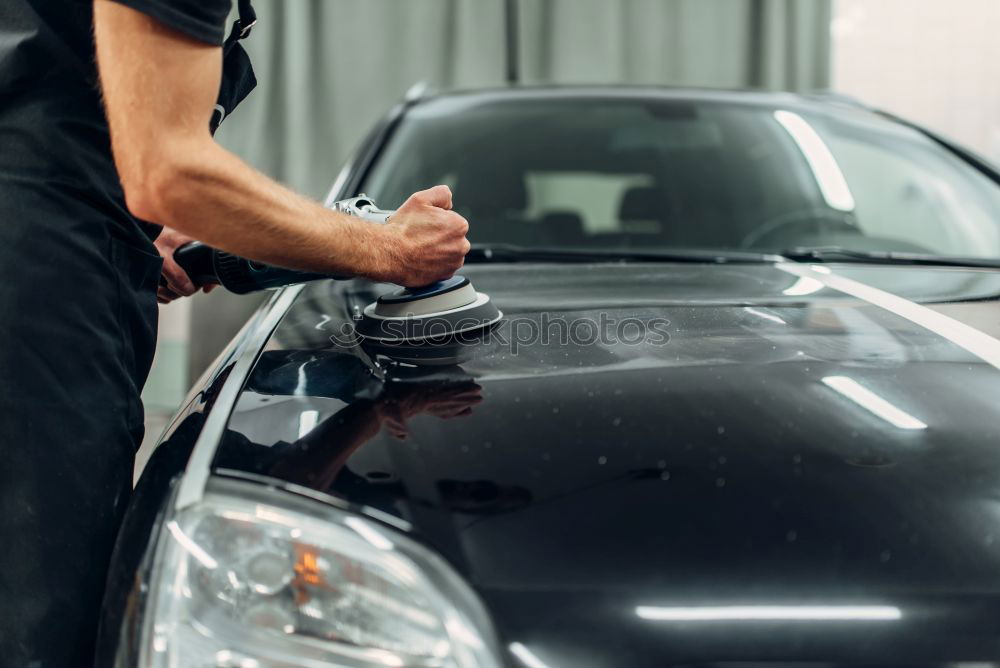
[189,0,830,379]
[519,0,829,89]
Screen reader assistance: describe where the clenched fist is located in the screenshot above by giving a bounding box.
[381,185,471,288]
[153,226,217,304]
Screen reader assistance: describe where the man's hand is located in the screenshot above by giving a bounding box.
[381,185,471,288]
[153,227,216,304]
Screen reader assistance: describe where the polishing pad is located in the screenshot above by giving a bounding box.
[356,276,502,342]
[372,276,477,317]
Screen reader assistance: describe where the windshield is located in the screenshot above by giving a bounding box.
[361,94,1000,259]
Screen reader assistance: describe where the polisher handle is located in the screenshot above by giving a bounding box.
[171,241,219,286]
[172,242,334,294]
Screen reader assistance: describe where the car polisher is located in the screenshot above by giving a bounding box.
[356,274,500,343]
[172,194,502,343]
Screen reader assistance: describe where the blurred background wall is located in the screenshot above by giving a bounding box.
[832,0,1000,162]
[140,0,1000,448]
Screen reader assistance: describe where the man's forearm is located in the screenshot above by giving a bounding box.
[136,136,396,279]
[94,0,469,288]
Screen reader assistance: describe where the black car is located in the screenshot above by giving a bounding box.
[100,87,1000,667]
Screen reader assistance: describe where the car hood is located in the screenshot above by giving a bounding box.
[216,262,1000,665]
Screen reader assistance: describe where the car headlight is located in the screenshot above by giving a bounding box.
[139,477,499,667]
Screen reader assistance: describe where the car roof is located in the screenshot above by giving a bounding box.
[408,83,872,114]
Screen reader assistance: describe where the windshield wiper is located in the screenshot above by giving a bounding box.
[780,246,1000,269]
[467,244,1000,269]
[467,243,779,265]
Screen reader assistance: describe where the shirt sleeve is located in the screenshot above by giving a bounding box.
[107,0,233,46]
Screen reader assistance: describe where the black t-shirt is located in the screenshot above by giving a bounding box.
[0,0,232,246]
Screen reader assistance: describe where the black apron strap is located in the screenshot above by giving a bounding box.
[210,0,258,135]
[235,0,257,40]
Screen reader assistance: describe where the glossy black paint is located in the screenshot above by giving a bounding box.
[215,262,1000,666]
